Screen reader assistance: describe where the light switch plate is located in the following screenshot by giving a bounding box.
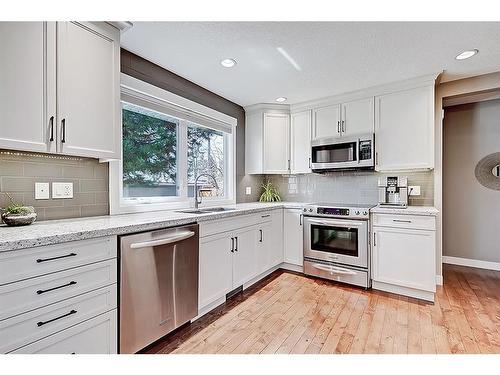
[35,182,50,200]
[52,182,74,199]
[409,185,421,196]
[245,186,252,195]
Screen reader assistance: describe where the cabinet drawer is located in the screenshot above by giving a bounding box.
[0,284,116,353]
[0,259,117,321]
[0,236,117,285]
[372,213,435,230]
[10,310,117,354]
[200,212,272,238]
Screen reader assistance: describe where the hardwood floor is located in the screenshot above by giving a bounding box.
[142,264,500,354]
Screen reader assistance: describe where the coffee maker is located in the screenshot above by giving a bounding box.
[378,176,408,208]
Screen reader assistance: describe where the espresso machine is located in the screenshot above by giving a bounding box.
[378,176,408,208]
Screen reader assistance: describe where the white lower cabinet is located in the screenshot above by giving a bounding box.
[372,213,436,302]
[10,310,117,354]
[232,228,259,287]
[283,208,304,267]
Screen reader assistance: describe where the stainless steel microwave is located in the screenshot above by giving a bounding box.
[311,133,375,172]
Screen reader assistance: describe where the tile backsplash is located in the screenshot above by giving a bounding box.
[264,170,434,206]
[0,150,109,221]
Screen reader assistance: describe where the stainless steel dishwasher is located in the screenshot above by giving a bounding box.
[119,223,199,354]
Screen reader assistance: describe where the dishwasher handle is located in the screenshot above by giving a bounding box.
[129,231,195,249]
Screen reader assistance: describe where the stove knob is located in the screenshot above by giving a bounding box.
[363,211,368,216]
[303,208,307,212]
[355,210,360,215]
[309,208,313,212]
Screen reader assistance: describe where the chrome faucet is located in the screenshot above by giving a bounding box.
[194,174,218,209]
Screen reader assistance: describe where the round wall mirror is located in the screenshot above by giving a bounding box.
[492,165,500,177]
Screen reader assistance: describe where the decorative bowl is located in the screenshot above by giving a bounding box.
[1,206,37,226]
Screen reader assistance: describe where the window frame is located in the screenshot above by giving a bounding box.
[109,74,237,215]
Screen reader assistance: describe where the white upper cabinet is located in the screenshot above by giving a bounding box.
[263,113,290,174]
[313,104,341,140]
[341,97,374,136]
[375,85,434,171]
[290,110,312,174]
[0,22,120,159]
[57,22,120,159]
[245,106,291,174]
[0,22,56,153]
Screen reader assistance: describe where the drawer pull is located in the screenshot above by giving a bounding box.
[392,219,412,223]
[36,281,77,295]
[36,252,77,263]
[37,309,77,327]
[261,214,270,218]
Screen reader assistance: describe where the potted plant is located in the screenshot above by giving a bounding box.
[259,180,282,202]
[1,192,37,226]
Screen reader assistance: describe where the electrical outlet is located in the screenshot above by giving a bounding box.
[52,182,74,199]
[35,182,50,200]
[245,186,252,195]
[408,185,421,196]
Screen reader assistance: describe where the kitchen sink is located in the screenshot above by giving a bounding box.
[176,207,236,215]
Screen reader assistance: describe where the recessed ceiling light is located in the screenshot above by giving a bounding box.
[455,49,479,60]
[275,97,287,102]
[220,58,237,68]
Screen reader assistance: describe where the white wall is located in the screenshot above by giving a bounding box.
[443,99,500,262]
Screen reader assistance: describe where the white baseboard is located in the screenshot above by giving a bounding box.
[436,275,443,285]
[443,256,500,271]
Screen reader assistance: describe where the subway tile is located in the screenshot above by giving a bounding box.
[23,163,63,178]
[95,192,109,204]
[0,161,23,176]
[80,179,108,192]
[44,206,81,220]
[0,192,24,208]
[81,204,109,217]
[1,177,35,192]
[93,164,109,179]
[62,166,95,179]
[63,192,96,206]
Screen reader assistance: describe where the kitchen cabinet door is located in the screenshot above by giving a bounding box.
[313,104,341,140]
[341,97,374,137]
[199,233,233,310]
[374,85,434,171]
[57,22,120,159]
[256,223,272,274]
[232,228,258,288]
[290,110,312,174]
[0,22,56,153]
[269,209,284,267]
[263,113,290,174]
[372,226,436,292]
[283,208,304,266]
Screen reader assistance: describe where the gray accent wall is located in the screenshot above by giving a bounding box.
[443,99,500,263]
[0,151,109,221]
[264,170,434,206]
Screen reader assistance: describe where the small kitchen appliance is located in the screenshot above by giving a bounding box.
[378,176,408,208]
[302,203,375,288]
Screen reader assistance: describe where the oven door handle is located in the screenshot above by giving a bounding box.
[312,263,357,275]
[306,218,365,227]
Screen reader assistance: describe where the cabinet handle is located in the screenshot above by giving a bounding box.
[261,214,270,218]
[37,281,77,295]
[259,229,263,243]
[49,116,54,142]
[337,120,340,134]
[230,237,234,253]
[300,213,303,226]
[373,232,376,247]
[288,159,291,171]
[36,252,77,263]
[235,236,238,252]
[341,120,345,133]
[61,118,66,143]
[308,157,312,169]
[393,219,412,223]
[375,152,378,166]
[37,309,77,327]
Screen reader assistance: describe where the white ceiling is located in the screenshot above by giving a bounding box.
[121,22,500,107]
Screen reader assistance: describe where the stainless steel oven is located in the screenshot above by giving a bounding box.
[311,133,374,172]
[302,203,373,288]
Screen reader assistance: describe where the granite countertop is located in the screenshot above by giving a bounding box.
[370,205,439,216]
[0,202,305,252]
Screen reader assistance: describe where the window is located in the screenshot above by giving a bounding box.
[111,74,236,214]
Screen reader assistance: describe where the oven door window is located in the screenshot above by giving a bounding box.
[310,224,358,257]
